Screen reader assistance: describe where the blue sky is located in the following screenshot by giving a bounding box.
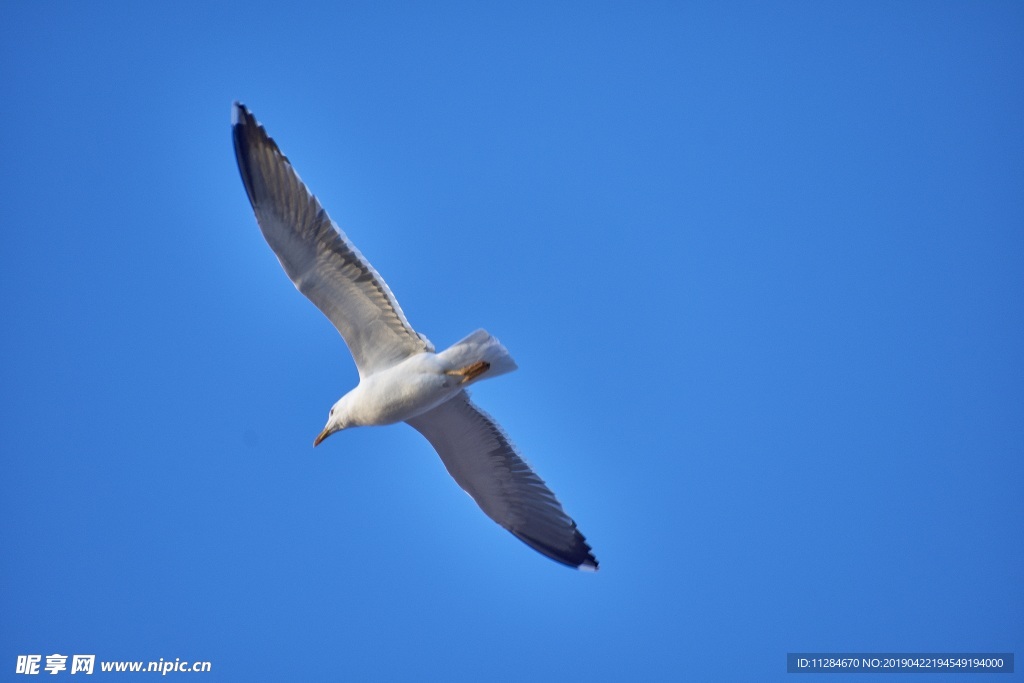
[2,1,1022,680]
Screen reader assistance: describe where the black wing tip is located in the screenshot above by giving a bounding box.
[230,101,267,150]
[231,104,258,207]
[230,101,291,168]
[231,101,258,133]
[230,101,286,209]
[231,102,262,151]
[512,529,600,572]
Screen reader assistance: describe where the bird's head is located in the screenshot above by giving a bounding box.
[314,395,352,447]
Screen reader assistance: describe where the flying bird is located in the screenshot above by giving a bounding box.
[231,103,598,570]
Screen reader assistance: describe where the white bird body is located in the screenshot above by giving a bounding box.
[232,102,598,570]
[329,330,517,429]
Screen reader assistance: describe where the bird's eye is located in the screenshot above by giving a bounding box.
[330,408,334,416]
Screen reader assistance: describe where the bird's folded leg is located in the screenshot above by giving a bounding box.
[447,360,490,384]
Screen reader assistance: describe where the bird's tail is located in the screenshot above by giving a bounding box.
[439,329,518,382]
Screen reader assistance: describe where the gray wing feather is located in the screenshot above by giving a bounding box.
[232,103,432,377]
[406,392,598,570]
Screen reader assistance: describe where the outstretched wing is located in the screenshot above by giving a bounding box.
[407,392,598,570]
[232,102,432,378]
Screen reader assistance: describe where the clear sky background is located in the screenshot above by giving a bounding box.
[2,2,1022,681]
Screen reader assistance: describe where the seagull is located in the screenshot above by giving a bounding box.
[231,103,598,570]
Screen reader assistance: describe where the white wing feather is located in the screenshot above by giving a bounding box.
[232,103,432,378]
[407,392,598,570]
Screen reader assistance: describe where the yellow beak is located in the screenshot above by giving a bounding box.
[313,427,331,447]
